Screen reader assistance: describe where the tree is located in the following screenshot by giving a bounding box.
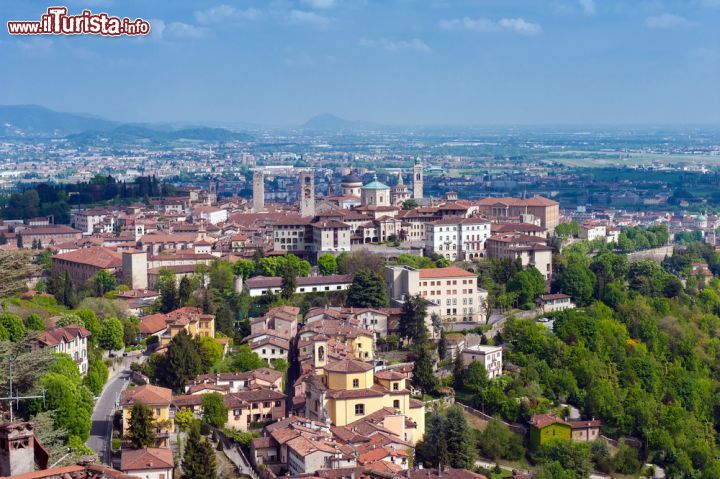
[127,403,157,449]
[25,314,46,331]
[94,269,117,296]
[347,268,388,308]
[415,410,448,468]
[0,313,26,342]
[197,336,223,368]
[438,333,447,360]
[48,353,81,386]
[555,221,580,240]
[121,316,140,346]
[412,343,436,395]
[399,295,428,343]
[228,345,264,372]
[0,251,38,298]
[175,408,195,432]
[157,269,179,313]
[153,330,204,392]
[233,259,255,279]
[201,392,228,428]
[452,351,465,389]
[83,357,108,396]
[181,423,217,479]
[537,440,592,479]
[555,262,596,305]
[209,260,234,292]
[318,253,338,276]
[478,418,524,461]
[37,373,92,442]
[464,361,489,410]
[280,267,297,299]
[507,268,545,309]
[445,405,475,468]
[97,318,124,351]
[178,276,194,305]
[402,199,419,210]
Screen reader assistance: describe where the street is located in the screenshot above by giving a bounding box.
[86,369,130,464]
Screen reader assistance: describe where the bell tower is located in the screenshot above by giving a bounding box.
[299,170,315,217]
[252,170,265,213]
[313,336,328,371]
[412,157,423,200]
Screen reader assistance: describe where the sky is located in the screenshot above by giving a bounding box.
[1,0,719,126]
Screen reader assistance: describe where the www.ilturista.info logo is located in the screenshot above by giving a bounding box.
[7,7,150,36]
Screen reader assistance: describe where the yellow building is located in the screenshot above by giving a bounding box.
[299,318,375,361]
[303,349,425,443]
[119,385,174,446]
[158,307,216,346]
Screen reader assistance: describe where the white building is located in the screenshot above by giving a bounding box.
[384,265,489,324]
[579,223,607,242]
[424,217,491,261]
[462,345,503,379]
[540,293,576,313]
[243,274,354,297]
[192,206,228,225]
[34,325,91,375]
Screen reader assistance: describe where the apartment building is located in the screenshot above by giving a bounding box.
[485,233,554,281]
[424,217,491,261]
[34,325,91,375]
[461,344,503,379]
[384,265,489,324]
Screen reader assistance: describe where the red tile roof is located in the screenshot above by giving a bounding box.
[418,266,476,279]
[121,447,174,471]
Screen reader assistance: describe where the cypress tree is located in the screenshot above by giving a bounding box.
[181,423,217,479]
[128,403,157,449]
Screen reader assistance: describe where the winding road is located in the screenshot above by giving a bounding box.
[87,369,131,464]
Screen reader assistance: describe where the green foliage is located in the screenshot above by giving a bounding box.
[157,268,179,313]
[617,225,669,253]
[94,269,117,296]
[0,250,38,298]
[37,372,92,442]
[152,330,204,392]
[415,410,449,468]
[399,295,428,343]
[127,403,157,449]
[197,336,224,367]
[477,418,525,461]
[215,345,264,372]
[416,407,474,468]
[318,253,338,275]
[233,259,255,279]
[507,267,545,309]
[181,423,217,479]
[82,356,109,395]
[0,313,26,342]
[48,353,81,385]
[97,317,124,351]
[121,316,141,346]
[346,268,388,308]
[222,427,255,446]
[25,313,46,331]
[209,259,234,292]
[555,221,580,240]
[554,261,596,305]
[253,254,310,278]
[412,343,437,395]
[271,358,289,373]
[175,408,196,432]
[536,439,592,479]
[201,392,228,428]
[402,198,419,210]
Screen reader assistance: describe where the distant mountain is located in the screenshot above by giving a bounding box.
[0,104,118,138]
[302,113,382,131]
[66,124,254,146]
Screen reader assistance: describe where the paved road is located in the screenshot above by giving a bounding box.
[87,369,131,464]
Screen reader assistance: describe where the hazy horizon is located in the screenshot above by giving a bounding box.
[2,0,719,126]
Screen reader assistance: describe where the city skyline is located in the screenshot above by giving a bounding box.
[1,0,719,126]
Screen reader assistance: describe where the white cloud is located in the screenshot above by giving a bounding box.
[150,19,209,40]
[288,9,332,26]
[301,0,336,8]
[579,0,596,15]
[194,5,260,24]
[359,37,431,53]
[498,18,543,35]
[645,13,698,28]
[440,16,542,35]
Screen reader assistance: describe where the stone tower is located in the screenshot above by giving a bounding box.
[313,335,328,371]
[412,157,423,200]
[252,170,265,213]
[122,250,148,290]
[299,170,315,217]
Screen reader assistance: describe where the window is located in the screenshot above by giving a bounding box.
[155,408,161,416]
[393,382,399,391]
[263,402,270,408]
[355,404,365,416]
[352,378,359,388]
[393,399,400,408]
[275,400,281,407]
[252,403,258,409]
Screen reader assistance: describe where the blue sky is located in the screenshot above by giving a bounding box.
[1,0,719,126]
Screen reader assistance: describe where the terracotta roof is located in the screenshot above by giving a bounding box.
[121,447,174,471]
[139,314,168,334]
[52,247,122,269]
[20,225,81,236]
[35,325,91,347]
[528,414,567,429]
[324,359,374,373]
[540,293,571,301]
[407,468,487,479]
[418,266,476,279]
[245,274,353,290]
[120,385,172,407]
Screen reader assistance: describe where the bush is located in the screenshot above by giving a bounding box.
[199,423,211,436]
[111,439,122,452]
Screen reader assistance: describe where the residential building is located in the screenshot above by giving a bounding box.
[461,345,503,379]
[33,325,91,374]
[485,234,553,280]
[17,225,82,249]
[476,196,560,231]
[120,385,174,446]
[424,217,491,261]
[244,274,353,297]
[539,293,576,313]
[120,448,173,479]
[528,414,601,450]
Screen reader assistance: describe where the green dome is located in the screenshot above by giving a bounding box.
[362,174,389,190]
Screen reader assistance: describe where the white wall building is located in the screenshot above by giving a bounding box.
[462,344,503,379]
[424,217,491,261]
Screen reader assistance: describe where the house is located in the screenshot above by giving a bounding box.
[120,447,173,479]
[461,345,503,379]
[151,307,215,347]
[33,325,91,375]
[249,337,290,365]
[186,368,284,394]
[301,354,425,443]
[115,289,160,316]
[528,414,602,450]
[17,225,82,249]
[540,293,575,313]
[120,385,174,446]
